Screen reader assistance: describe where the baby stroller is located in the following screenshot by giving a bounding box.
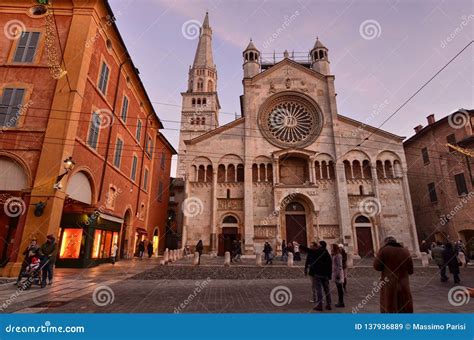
[17,256,47,290]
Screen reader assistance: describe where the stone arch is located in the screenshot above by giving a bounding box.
[351,214,378,257]
[279,192,315,247]
[0,153,31,191]
[66,167,97,205]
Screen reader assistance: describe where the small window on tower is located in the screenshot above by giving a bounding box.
[192,98,196,106]
[202,118,206,125]
[190,118,194,125]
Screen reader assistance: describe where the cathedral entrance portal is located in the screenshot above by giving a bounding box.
[284,202,308,247]
[218,216,240,256]
[354,216,374,257]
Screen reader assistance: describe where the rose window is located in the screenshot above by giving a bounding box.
[258,94,323,148]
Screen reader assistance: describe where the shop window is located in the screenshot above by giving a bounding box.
[92,230,102,258]
[59,229,83,259]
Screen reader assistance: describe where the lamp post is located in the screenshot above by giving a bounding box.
[53,157,76,190]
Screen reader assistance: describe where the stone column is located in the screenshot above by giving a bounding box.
[275,158,280,184]
[370,163,382,250]
[210,167,218,254]
[309,157,315,184]
[400,167,420,255]
[244,163,255,254]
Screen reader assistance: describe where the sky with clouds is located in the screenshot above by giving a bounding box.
[109,0,473,176]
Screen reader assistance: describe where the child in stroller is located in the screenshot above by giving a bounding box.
[17,254,44,290]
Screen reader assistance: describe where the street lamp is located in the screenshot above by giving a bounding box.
[53,157,76,190]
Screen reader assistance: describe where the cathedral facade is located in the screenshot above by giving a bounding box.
[177,13,419,257]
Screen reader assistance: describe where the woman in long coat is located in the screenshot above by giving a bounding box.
[374,237,414,313]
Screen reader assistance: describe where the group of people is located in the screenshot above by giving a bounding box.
[300,241,348,310]
[430,241,467,284]
[137,240,154,260]
[263,240,303,264]
[15,234,57,289]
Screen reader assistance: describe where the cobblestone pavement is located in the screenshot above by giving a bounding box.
[0,256,472,314]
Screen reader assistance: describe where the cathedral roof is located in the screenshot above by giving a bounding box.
[192,12,214,68]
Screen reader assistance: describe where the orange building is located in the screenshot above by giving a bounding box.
[0,0,175,275]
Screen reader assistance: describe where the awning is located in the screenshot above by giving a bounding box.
[99,213,124,224]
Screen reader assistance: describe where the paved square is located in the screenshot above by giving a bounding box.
[0,256,472,314]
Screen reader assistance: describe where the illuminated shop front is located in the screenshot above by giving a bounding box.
[56,213,123,268]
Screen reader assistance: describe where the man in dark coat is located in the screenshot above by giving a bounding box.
[138,240,145,260]
[147,241,153,258]
[39,235,58,288]
[195,240,203,264]
[300,240,332,311]
[374,236,414,313]
[443,242,460,284]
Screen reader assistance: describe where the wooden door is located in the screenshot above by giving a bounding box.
[356,227,374,257]
[285,214,307,247]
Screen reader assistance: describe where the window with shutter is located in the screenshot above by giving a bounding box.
[98,62,110,94]
[428,182,438,203]
[121,96,128,122]
[454,173,468,196]
[87,112,101,149]
[13,32,40,63]
[0,88,25,127]
[114,138,123,168]
[131,155,138,181]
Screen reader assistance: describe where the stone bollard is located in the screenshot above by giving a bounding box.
[347,253,354,268]
[255,252,262,266]
[164,248,169,263]
[193,252,200,265]
[421,252,429,267]
[172,250,177,262]
[160,260,165,265]
[177,249,182,260]
[287,252,294,267]
[224,251,231,266]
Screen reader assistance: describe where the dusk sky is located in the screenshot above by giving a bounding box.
[109,0,473,176]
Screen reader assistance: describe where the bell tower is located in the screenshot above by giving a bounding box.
[310,37,330,75]
[177,12,220,178]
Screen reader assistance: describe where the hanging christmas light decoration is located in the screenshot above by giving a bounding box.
[43,0,67,80]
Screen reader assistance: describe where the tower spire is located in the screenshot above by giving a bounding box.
[192,12,214,68]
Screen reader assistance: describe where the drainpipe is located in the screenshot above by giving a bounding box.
[98,57,130,202]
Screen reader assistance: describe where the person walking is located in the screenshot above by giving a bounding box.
[138,240,145,260]
[111,243,118,265]
[147,241,153,258]
[233,240,242,262]
[374,236,414,313]
[304,242,319,303]
[339,244,348,292]
[281,240,288,261]
[431,242,447,282]
[195,240,203,264]
[15,238,39,286]
[331,244,345,308]
[443,242,461,284]
[263,242,273,265]
[293,242,301,261]
[300,240,332,311]
[39,235,58,288]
